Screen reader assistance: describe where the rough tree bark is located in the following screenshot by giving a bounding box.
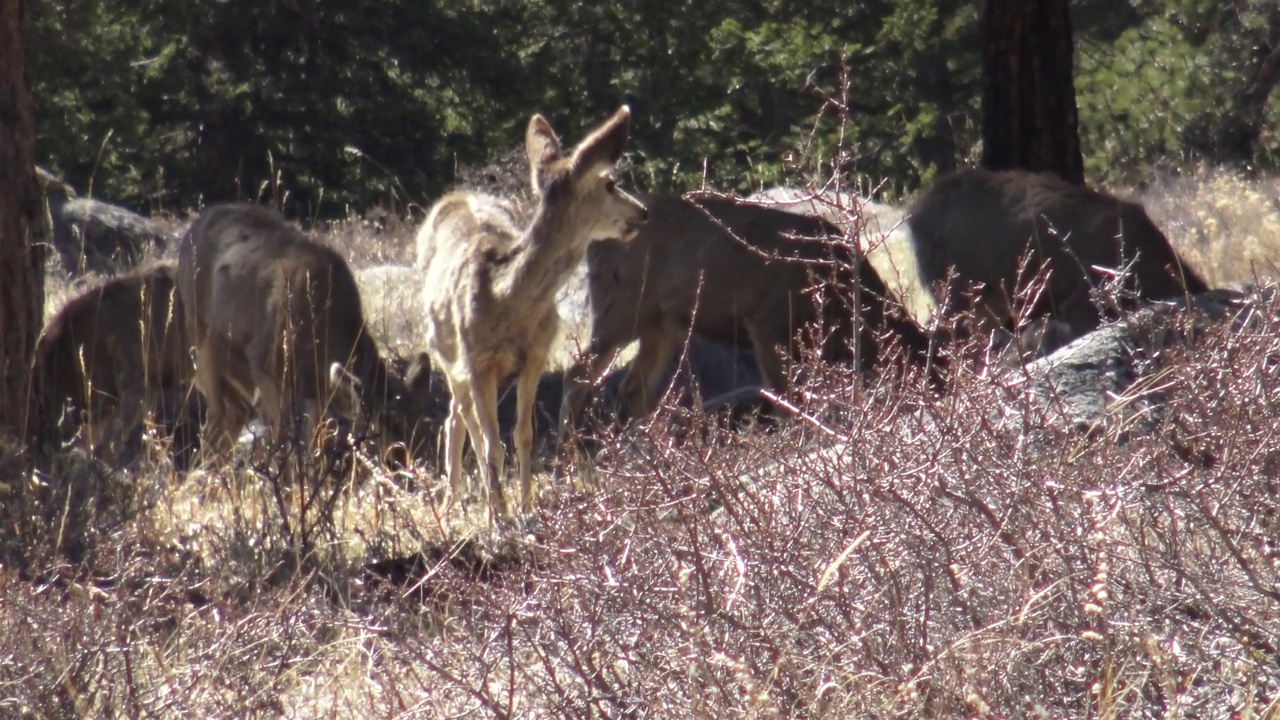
[978,0,1085,184]
[0,0,45,443]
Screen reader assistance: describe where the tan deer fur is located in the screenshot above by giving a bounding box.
[417,106,647,518]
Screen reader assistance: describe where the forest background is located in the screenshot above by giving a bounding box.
[29,0,1280,217]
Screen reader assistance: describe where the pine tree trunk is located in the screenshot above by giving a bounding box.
[979,0,1085,184]
[0,0,45,443]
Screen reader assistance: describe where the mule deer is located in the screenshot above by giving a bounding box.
[906,168,1210,346]
[561,193,935,438]
[30,262,194,465]
[177,203,428,459]
[418,106,647,518]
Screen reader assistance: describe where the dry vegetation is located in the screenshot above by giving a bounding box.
[1139,167,1280,288]
[3,168,1280,718]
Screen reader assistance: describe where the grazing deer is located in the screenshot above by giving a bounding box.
[177,203,428,460]
[30,262,194,465]
[906,168,1210,346]
[418,106,647,518]
[561,193,936,438]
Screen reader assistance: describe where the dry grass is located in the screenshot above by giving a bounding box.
[1136,166,1280,288]
[6,171,1280,718]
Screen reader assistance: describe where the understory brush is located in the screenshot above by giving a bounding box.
[2,288,1278,718]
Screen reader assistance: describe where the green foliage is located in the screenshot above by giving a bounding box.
[25,0,1280,216]
[29,0,988,214]
[29,0,539,215]
[1076,0,1280,185]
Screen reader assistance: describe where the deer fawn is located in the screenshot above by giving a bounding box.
[417,106,647,520]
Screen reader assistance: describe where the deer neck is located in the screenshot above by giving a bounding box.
[492,203,587,306]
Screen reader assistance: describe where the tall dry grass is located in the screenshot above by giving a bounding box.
[1137,166,1280,287]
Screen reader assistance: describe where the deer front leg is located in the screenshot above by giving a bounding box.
[747,322,791,397]
[246,316,293,448]
[194,338,247,459]
[104,376,150,467]
[86,401,120,461]
[253,373,286,448]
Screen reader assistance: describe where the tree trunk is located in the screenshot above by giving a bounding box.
[978,0,1085,184]
[0,0,44,443]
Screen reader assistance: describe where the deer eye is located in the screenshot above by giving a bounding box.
[605,179,617,193]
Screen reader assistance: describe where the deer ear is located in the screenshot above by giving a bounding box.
[525,114,562,194]
[569,106,631,179]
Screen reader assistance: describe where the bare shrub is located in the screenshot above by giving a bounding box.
[321,204,423,268]
[9,156,1280,716]
[4,282,1277,720]
[365,290,1280,717]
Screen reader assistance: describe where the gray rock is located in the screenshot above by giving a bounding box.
[40,170,172,276]
[1006,287,1263,431]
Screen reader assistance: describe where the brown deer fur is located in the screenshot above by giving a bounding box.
[906,168,1209,339]
[31,262,192,464]
[417,106,647,518]
[177,203,425,458]
[560,192,935,437]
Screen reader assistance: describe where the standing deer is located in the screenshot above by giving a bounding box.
[418,106,647,519]
[177,203,428,459]
[906,168,1209,345]
[31,262,194,465]
[560,193,936,438]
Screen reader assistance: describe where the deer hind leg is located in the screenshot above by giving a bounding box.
[441,377,473,509]
[619,324,683,422]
